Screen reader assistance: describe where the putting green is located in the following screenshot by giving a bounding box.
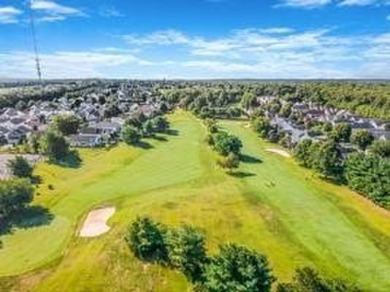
[0,112,389,292]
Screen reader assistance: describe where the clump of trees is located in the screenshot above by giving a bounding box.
[211,131,243,157]
[204,120,243,174]
[122,115,171,145]
[125,217,275,291]
[294,138,390,208]
[293,139,344,181]
[345,153,390,208]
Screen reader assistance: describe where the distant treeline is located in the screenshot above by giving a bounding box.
[160,81,390,119]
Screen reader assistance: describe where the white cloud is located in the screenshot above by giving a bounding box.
[31,0,85,22]
[99,7,124,18]
[0,50,152,79]
[1,28,389,79]
[0,6,22,24]
[120,28,390,78]
[275,0,332,8]
[276,0,390,8]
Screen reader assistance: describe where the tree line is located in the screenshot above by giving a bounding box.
[126,216,360,292]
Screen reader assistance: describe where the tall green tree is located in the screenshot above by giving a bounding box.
[253,117,272,139]
[351,130,374,150]
[331,123,352,143]
[313,140,344,180]
[212,132,243,156]
[166,225,208,282]
[0,179,34,223]
[202,244,275,292]
[125,217,168,263]
[7,156,33,178]
[51,114,81,136]
[345,153,390,208]
[152,116,170,133]
[369,140,390,158]
[40,131,70,161]
[121,125,141,145]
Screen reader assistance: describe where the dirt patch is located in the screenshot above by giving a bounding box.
[79,207,116,237]
[266,148,291,158]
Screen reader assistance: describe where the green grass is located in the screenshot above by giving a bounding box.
[0,111,389,291]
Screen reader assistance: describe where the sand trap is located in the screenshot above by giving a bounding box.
[266,148,291,158]
[79,207,116,237]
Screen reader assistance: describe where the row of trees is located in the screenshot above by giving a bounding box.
[205,119,243,174]
[159,81,390,119]
[121,116,170,146]
[126,217,360,291]
[126,217,275,291]
[294,139,390,208]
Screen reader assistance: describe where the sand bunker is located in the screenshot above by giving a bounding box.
[79,207,116,237]
[266,148,291,158]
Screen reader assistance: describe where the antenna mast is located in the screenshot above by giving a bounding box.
[28,0,42,83]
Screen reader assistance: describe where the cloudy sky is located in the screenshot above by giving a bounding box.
[0,0,389,79]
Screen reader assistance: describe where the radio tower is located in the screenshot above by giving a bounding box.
[28,0,42,83]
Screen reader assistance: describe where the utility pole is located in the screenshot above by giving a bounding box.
[28,0,43,84]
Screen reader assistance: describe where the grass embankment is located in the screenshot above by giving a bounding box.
[0,111,389,291]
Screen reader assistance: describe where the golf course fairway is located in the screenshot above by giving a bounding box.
[0,111,389,291]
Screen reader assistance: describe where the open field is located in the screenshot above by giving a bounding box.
[0,111,389,291]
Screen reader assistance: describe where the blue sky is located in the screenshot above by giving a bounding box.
[0,0,389,79]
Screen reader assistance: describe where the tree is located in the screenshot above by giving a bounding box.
[125,217,168,263]
[293,139,313,168]
[40,131,70,161]
[213,132,243,156]
[331,123,352,143]
[205,118,218,133]
[28,133,41,154]
[313,140,344,180]
[202,244,275,292]
[277,267,361,292]
[253,117,272,139]
[217,153,240,174]
[121,125,141,145]
[51,114,81,136]
[0,179,34,224]
[345,153,390,208]
[166,225,208,282]
[142,120,155,137]
[7,156,33,178]
[152,116,170,133]
[351,130,374,150]
[369,140,390,158]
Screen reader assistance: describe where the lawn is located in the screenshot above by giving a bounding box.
[0,111,389,291]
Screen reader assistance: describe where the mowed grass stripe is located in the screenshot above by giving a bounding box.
[0,111,206,276]
[221,120,390,291]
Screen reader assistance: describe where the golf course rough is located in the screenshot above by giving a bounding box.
[0,111,389,292]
